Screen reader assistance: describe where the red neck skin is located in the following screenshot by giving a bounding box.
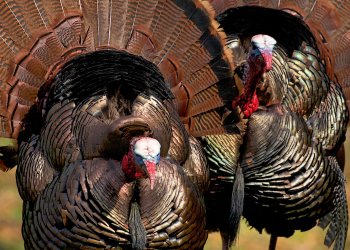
[233,54,269,118]
[122,151,146,180]
[121,150,157,189]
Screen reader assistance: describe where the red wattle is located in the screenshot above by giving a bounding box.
[234,91,259,118]
[122,151,147,180]
[262,52,273,71]
[251,91,259,110]
[145,161,157,190]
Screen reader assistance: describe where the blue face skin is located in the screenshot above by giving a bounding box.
[134,153,160,169]
[131,137,161,181]
[250,43,273,58]
[249,35,276,72]
[250,43,263,57]
[250,35,276,60]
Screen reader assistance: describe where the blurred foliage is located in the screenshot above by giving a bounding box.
[0,131,349,250]
[0,169,23,250]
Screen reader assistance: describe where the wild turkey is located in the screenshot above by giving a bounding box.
[203,1,349,250]
[0,0,242,249]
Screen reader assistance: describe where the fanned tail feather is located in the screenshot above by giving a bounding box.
[0,0,238,171]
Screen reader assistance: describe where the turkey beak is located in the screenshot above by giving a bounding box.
[144,160,157,190]
[261,50,273,71]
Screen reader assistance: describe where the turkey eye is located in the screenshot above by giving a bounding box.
[252,43,258,50]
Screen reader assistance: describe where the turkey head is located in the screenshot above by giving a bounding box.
[233,34,276,118]
[122,137,161,190]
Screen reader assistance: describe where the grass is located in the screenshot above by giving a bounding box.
[0,132,349,249]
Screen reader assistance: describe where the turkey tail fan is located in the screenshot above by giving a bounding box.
[0,0,240,170]
[0,0,92,142]
[208,0,350,114]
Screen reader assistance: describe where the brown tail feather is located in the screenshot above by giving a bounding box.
[81,0,129,48]
[0,1,34,49]
[95,0,113,47]
[37,0,67,26]
[0,0,238,169]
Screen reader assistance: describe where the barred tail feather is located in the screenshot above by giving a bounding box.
[0,0,239,170]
